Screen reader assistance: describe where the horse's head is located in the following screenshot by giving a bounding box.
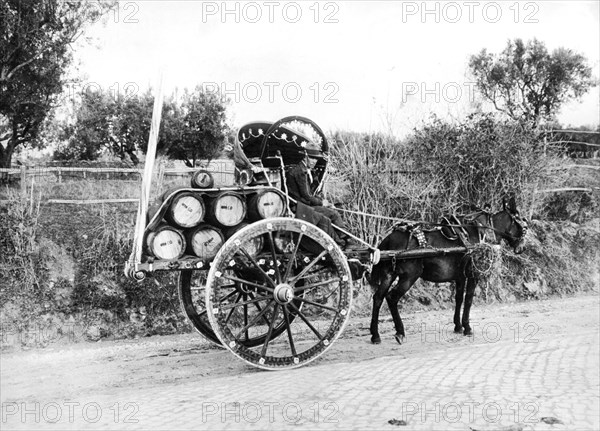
[491,197,528,254]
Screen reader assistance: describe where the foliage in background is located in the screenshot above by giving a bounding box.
[469,38,597,127]
[155,86,230,167]
[327,113,566,242]
[326,131,410,241]
[54,88,122,162]
[542,191,599,223]
[0,189,188,346]
[0,0,117,168]
[53,86,229,167]
[496,219,600,300]
[405,113,561,217]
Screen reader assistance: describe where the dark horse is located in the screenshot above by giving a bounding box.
[369,198,528,344]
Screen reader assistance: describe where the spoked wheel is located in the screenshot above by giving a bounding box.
[179,265,303,348]
[205,218,353,370]
[178,270,221,345]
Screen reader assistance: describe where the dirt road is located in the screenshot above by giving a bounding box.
[2,293,599,429]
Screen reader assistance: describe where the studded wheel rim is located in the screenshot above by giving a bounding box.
[178,270,222,346]
[179,268,300,348]
[205,218,353,370]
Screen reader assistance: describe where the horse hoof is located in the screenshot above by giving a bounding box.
[463,328,473,336]
[454,326,462,334]
[371,336,381,344]
[394,333,405,344]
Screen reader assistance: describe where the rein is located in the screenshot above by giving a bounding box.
[335,207,526,243]
[335,207,418,224]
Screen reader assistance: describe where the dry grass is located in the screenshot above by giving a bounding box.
[326,115,575,233]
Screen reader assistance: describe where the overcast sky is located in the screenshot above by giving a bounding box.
[76,0,600,135]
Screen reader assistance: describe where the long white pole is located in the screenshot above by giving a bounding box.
[126,72,165,279]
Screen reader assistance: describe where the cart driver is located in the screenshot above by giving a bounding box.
[286,146,359,250]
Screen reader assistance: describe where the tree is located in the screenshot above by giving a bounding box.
[55,88,154,164]
[54,88,118,162]
[111,90,154,164]
[0,0,115,167]
[54,86,229,166]
[157,86,229,167]
[469,38,597,127]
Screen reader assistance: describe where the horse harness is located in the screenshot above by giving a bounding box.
[388,222,427,272]
[387,210,527,271]
[391,210,495,248]
[440,215,472,245]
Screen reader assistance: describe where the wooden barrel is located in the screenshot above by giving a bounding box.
[161,186,185,201]
[225,222,264,256]
[146,225,186,260]
[191,169,214,189]
[185,224,224,260]
[247,189,286,220]
[206,192,247,227]
[164,192,205,229]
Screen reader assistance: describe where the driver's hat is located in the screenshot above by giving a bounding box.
[301,139,326,159]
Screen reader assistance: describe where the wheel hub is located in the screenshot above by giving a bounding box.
[274,283,294,304]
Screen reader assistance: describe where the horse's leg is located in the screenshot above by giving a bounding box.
[453,278,465,333]
[386,276,418,344]
[370,268,396,344]
[461,277,477,336]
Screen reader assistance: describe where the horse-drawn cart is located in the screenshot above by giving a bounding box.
[125,115,526,370]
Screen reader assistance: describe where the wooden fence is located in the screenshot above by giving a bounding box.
[545,129,600,158]
[0,160,237,205]
[0,155,597,206]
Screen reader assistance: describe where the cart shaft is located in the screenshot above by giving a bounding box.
[379,246,469,261]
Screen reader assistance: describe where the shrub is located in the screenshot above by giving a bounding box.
[1,193,188,347]
[326,114,567,241]
[326,131,411,242]
[404,113,564,218]
[0,191,54,334]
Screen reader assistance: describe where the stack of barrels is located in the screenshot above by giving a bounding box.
[145,170,287,261]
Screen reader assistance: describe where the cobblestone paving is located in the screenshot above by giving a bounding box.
[2,329,598,430]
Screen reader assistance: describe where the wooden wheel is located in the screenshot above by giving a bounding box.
[179,265,303,348]
[205,218,353,370]
[178,270,221,345]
